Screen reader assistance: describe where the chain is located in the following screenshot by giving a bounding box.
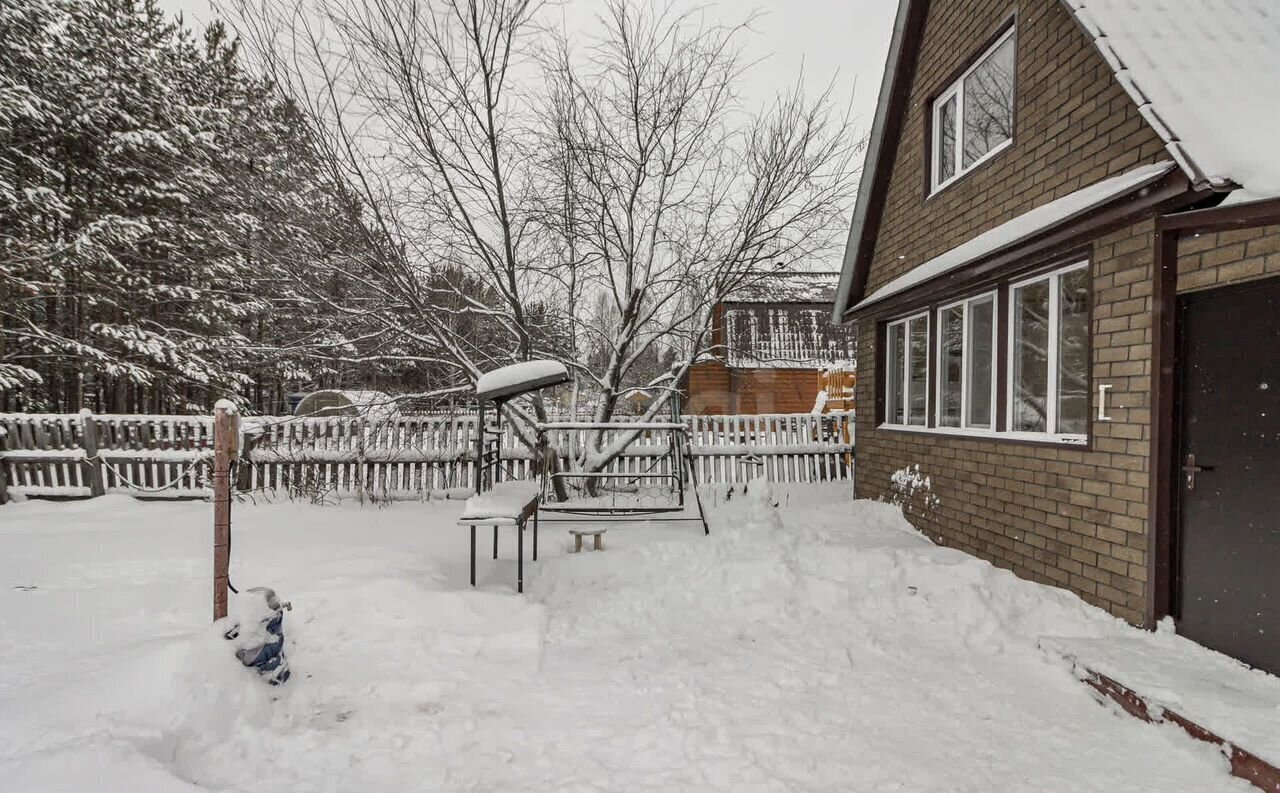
[92,455,210,493]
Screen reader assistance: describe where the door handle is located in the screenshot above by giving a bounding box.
[1181,453,1215,491]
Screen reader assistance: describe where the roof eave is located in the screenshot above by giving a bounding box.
[832,0,924,323]
[842,167,1202,320]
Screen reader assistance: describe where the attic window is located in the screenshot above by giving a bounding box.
[931,27,1016,193]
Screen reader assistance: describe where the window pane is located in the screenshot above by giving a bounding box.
[1013,279,1050,432]
[937,95,957,183]
[908,317,929,426]
[888,323,906,424]
[939,306,964,427]
[962,33,1016,168]
[966,297,995,428]
[1057,268,1090,434]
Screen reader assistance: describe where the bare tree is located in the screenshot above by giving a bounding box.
[227,0,860,479]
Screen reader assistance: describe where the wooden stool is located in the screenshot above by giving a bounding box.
[569,528,606,552]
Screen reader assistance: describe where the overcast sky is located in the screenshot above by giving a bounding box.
[158,0,895,134]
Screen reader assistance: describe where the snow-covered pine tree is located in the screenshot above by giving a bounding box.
[0,0,372,413]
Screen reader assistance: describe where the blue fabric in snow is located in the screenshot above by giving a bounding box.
[234,609,291,685]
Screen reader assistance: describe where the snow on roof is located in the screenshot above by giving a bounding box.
[835,0,1280,319]
[729,271,841,303]
[724,304,858,369]
[1062,0,1280,201]
[854,161,1175,311]
[293,389,399,417]
[475,360,570,401]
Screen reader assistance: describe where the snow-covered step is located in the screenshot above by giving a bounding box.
[1041,633,1280,792]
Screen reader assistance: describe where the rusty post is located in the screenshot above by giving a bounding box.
[213,400,239,621]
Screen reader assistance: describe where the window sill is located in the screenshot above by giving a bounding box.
[927,137,1014,200]
[876,423,1088,447]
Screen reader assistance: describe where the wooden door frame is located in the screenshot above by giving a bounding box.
[1148,197,1280,628]
[1146,226,1179,628]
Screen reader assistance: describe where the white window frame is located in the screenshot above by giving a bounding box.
[1006,261,1089,442]
[934,291,998,431]
[883,311,930,427]
[930,27,1016,195]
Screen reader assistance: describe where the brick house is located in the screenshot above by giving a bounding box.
[685,273,857,415]
[834,0,1280,676]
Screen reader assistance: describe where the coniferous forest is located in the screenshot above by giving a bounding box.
[0,0,445,413]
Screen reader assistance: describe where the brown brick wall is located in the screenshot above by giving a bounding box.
[866,0,1168,293]
[1177,225,1280,293]
[854,221,1157,625]
[846,0,1280,626]
[687,362,822,415]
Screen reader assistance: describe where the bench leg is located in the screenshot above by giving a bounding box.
[470,525,476,587]
[574,534,583,553]
[533,508,539,561]
[493,524,499,560]
[517,518,524,593]
[594,533,604,551]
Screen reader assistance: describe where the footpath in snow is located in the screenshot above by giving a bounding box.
[0,484,1261,792]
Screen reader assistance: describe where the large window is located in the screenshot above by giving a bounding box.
[1009,263,1089,437]
[931,27,1016,193]
[885,313,929,426]
[936,293,996,429]
[879,260,1091,445]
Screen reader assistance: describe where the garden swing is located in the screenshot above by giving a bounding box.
[534,397,710,536]
[457,360,708,594]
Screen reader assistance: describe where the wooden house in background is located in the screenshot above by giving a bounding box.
[684,273,857,415]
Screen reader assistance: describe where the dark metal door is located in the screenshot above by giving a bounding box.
[1176,278,1280,675]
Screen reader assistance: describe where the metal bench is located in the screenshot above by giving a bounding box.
[457,481,541,593]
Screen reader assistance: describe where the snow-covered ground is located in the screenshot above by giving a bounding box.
[0,485,1255,792]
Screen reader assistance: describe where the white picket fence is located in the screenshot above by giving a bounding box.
[0,411,854,503]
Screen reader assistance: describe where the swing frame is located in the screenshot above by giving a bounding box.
[533,420,710,535]
[469,360,710,537]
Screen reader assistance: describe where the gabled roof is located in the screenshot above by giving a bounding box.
[723,302,857,369]
[1062,0,1280,202]
[728,271,840,304]
[834,0,1280,318]
[831,0,926,322]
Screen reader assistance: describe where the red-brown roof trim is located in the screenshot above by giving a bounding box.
[831,0,930,321]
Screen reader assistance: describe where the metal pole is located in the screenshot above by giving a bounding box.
[470,525,476,586]
[493,397,506,486]
[212,401,238,621]
[475,402,485,494]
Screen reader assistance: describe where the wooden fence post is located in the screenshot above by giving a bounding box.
[356,418,367,505]
[79,409,106,497]
[213,400,239,622]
